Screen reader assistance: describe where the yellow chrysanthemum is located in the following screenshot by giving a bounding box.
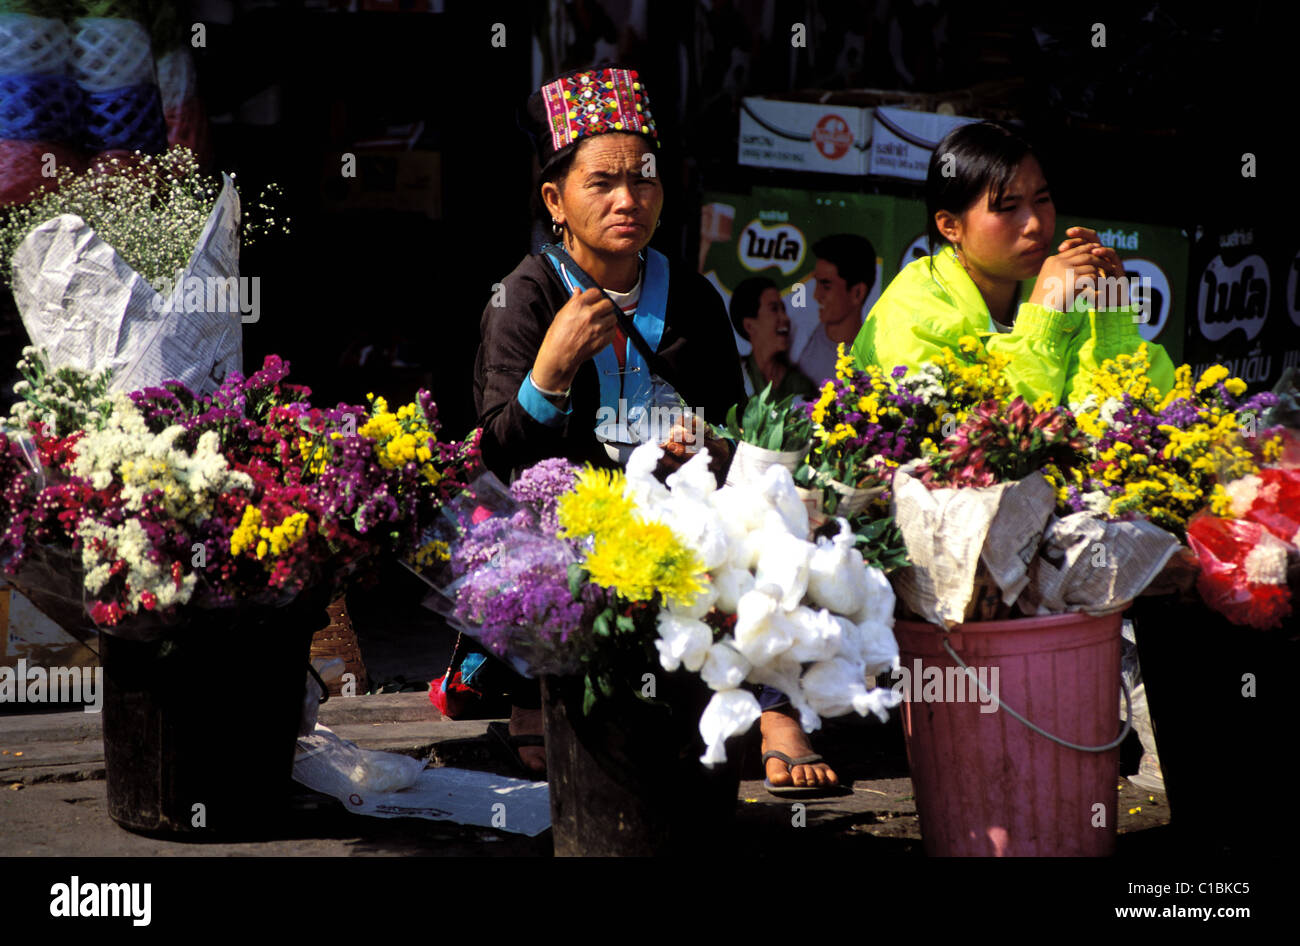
[557,467,636,541]
[585,517,707,605]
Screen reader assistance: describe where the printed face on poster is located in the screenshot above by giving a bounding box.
[699,188,892,368]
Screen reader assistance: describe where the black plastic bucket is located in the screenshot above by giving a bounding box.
[100,593,329,838]
[541,673,743,856]
[1128,595,1298,852]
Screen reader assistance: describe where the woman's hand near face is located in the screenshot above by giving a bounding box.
[1028,242,1111,311]
[1057,226,1128,307]
[532,286,619,392]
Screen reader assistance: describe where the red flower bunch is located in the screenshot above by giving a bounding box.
[918,397,1089,489]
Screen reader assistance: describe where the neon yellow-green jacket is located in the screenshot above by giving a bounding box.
[850,244,1176,405]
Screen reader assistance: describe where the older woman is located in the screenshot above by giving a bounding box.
[471,66,744,775]
[475,66,742,484]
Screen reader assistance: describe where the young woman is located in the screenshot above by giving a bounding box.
[851,121,1175,403]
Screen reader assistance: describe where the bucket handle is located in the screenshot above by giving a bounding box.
[941,636,1132,753]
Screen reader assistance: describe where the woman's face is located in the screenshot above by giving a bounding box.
[544,134,664,263]
[945,155,1055,283]
[744,287,792,358]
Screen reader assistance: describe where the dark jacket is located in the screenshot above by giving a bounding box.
[474,252,745,481]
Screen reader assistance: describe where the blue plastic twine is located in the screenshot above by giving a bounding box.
[83,81,165,152]
[0,73,81,141]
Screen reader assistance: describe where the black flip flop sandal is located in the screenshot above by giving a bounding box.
[761,750,851,798]
[486,721,547,780]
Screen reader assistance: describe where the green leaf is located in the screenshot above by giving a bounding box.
[724,403,740,439]
[615,613,637,635]
[593,608,614,638]
[567,562,587,599]
[582,674,598,715]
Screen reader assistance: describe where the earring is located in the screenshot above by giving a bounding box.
[654,218,662,231]
[552,219,564,238]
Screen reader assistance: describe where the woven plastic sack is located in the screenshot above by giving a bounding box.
[71,16,155,90]
[0,74,80,141]
[0,12,70,76]
[0,138,84,205]
[82,81,165,151]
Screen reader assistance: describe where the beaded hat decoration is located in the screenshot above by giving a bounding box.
[527,66,658,171]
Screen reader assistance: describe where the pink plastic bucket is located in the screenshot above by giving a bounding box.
[894,611,1124,857]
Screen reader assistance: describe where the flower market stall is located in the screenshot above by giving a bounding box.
[0,149,479,836]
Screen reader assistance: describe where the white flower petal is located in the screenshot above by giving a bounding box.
[666,577,718,620]
[786,605,845,663]
[665,448,717,501]
[654,613,713,673]
[807,522,869,616]
[712,566,755,614]
[733,587,794,665]
[753,531,812,611]
[698,688,762,766]
[700,642,751,691]
[759,463,809,537]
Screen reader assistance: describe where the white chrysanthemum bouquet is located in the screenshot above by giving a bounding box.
[624,442,901,764]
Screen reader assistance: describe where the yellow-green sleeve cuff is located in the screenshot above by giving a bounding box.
[1011,303,1082,354]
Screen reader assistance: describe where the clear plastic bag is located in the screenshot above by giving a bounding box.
[407,470,597,678]
[1185,511,1294,630]
[294,725,426,795]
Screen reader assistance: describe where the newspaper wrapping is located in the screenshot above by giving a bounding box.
[12,174,243,397]
[890,462,1179,628]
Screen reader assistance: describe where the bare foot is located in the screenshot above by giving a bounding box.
[760,707,838,789]
[509,705,546,775]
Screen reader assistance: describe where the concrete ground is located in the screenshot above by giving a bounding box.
[0,690,1174,857]
[1,572,1180,857]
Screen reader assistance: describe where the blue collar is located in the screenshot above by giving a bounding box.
[543,248,670,438]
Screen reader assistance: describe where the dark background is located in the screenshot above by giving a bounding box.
[3,0,1294,433]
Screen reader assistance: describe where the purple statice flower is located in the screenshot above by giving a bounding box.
[509,458,581,536]
[1156,397,1200,429]
[453,536,593,667]
[449,510,537,577]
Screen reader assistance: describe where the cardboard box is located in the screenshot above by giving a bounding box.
[869,106,978,181]
[739,97,872,175]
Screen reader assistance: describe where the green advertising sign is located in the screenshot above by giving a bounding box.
[699,188,895,363]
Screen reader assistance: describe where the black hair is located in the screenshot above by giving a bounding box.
[925,121,1041,258]
[729,276,778,341]
[812,233,876,294]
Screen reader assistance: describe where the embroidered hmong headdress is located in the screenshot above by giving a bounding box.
[525,66,659,173]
